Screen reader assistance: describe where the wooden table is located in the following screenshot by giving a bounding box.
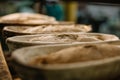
[0,43,12,80]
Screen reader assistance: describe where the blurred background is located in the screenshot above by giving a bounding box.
[0,0,120,37]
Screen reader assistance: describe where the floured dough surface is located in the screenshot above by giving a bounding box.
[0,13,57,24]
[29,35,75,43]
[30,44,120,65]
[28,34,119,43]
[22,25,91,33]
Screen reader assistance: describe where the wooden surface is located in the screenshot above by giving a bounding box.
[0,44,12,80]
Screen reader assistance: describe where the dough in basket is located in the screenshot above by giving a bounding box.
[31,44,120,65]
